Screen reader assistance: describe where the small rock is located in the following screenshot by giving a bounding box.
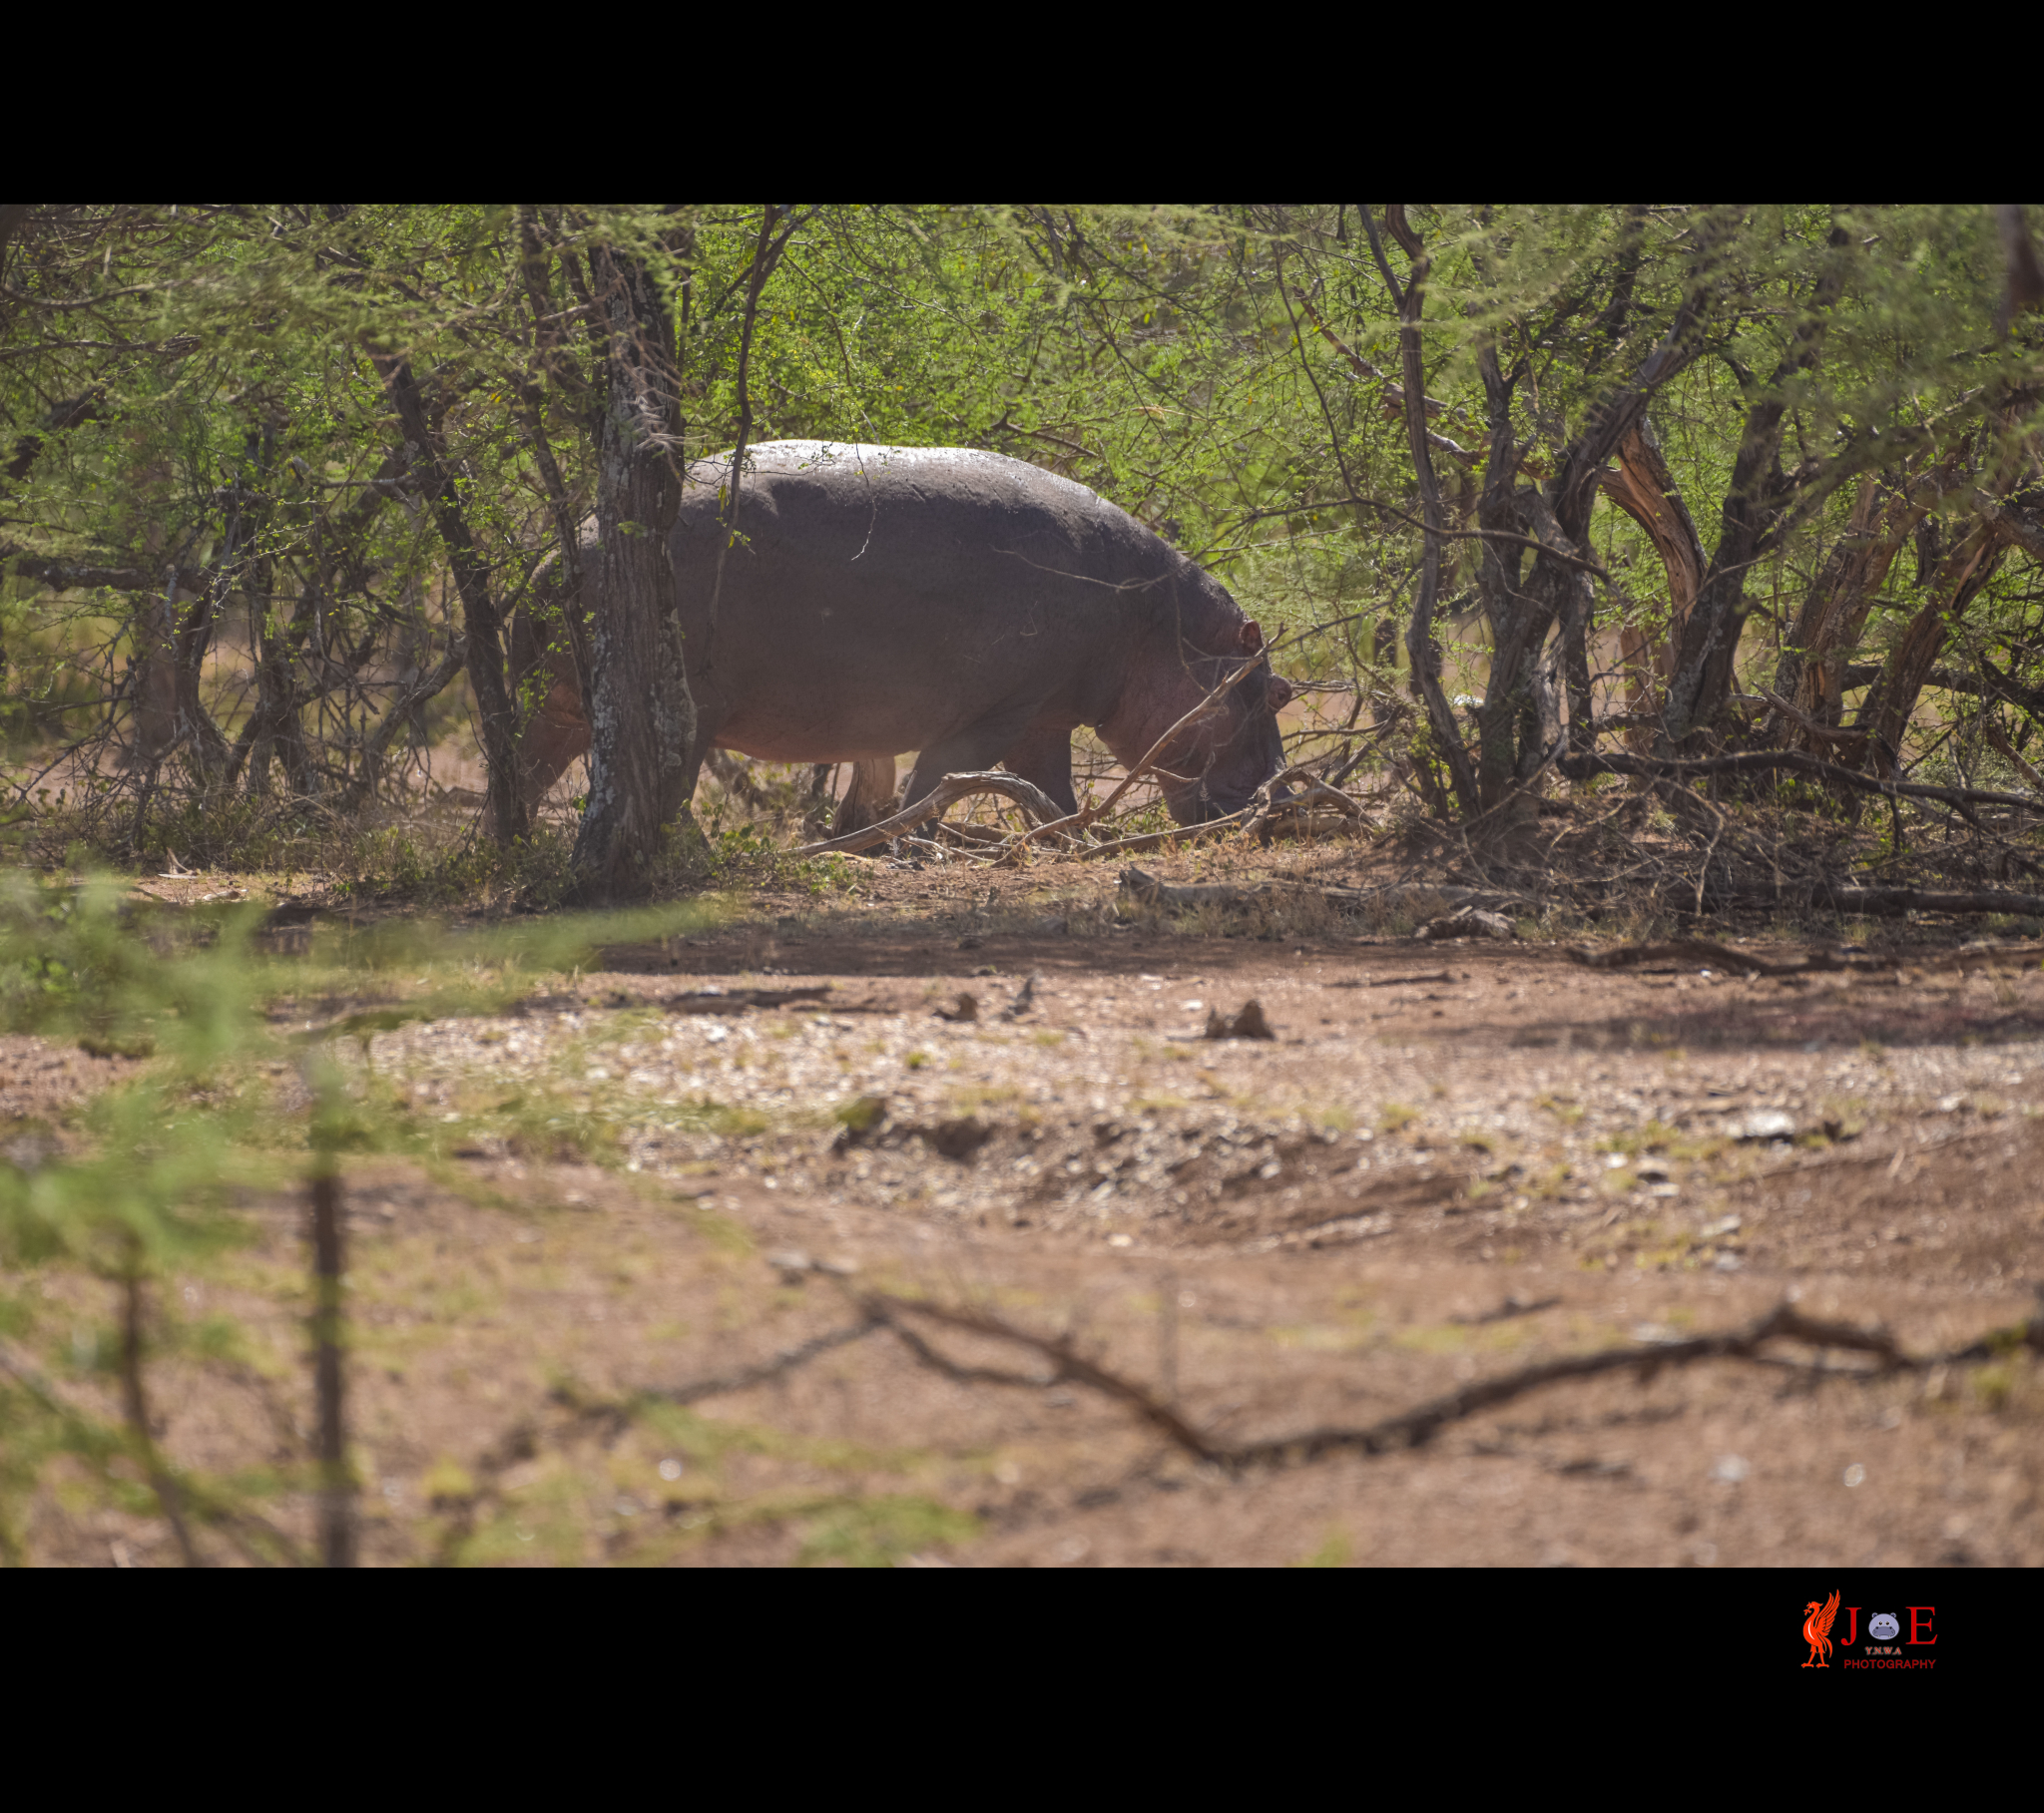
[1418,906,1517,942]
[1204,1000,1277,1041]
[927,1117,994,1160]
[934,992,979,1024]
[1726,1110,1795,1141]
[830,1095,889,1152]
[1000,974,1041,1021]
[766,1249,813,1276]
[1710,1454,1751,1484]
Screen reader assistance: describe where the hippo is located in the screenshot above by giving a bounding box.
[516,442,1291,830]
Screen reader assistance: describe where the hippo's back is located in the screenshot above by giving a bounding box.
[673,441,1168,597]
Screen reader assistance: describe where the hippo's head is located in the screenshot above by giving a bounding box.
[1155,620,1292,825]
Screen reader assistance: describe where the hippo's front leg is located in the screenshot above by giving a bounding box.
[994,718,1079,818]
[900,705,1048,816]
[832,755,901,836]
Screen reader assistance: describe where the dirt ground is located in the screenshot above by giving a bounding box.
[13,846,2044,1567]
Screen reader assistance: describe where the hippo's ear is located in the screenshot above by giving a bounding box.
[1266,674,1293,711]
[1238,620,1265,654]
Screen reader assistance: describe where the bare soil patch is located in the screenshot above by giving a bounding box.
[13,847,2044,1567]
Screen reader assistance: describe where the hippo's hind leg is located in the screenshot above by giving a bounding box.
[831,756,900,836]
[994,719,1078,818]
[517,664,593,814]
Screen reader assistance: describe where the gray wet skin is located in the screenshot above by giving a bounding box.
[529,442,1291,825]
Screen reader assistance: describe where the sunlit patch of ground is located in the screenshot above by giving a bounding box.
[8,851,2044,1566]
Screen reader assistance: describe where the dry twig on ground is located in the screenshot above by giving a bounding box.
[1115,865,1528,920]
[790,771,1065,857]
[1570,934,2040,977]
[621,1273,2044,1484]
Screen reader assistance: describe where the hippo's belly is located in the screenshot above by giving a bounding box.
[690,567,1100,765]
[710,704,916,766]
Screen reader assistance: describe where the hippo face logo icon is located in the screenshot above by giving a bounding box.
[1868,1612,1900,1641]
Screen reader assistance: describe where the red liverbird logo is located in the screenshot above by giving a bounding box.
[1802,1590,1842,1666]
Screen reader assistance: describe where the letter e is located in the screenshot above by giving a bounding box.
[1907,1606,1936,1644]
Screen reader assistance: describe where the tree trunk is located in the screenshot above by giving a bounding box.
[128,453,258,784]
[229,577,322,798]
[1468,341,1544,807]
[372,354,527,842]
[1475,220,1727,793]
[1375,208,1478,816]
[1597,418,1707,752]
[1765,468,1931,758]
[1852,516,2011,772]
[571,242,699,899]
[1662,227,1854,743]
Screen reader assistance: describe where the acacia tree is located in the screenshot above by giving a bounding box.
[1264,205,2044,816]
[0,207,555,844]
[6,202,2044,875]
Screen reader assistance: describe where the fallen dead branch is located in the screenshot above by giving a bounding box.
[791,770,1065,858]
[651,1317,883,1408]
[1232,1302,2000,1468]
[641,1279,2044,1481]
[1715,882,2044,919]
[1068,807,1258,858]
[855,1291,1223,1458]
[1239,1211,1395,1252]
[1558,746,2044,816]
[1451,1294,1562,1326]
[1570,935,2040,977]
[666,986,832,1015]
[1244,770,1372,844]
[514,984,904,1018]
[1568,938,1833,978]
[1262,812,1372,843]
[1116,866,1528,920]
[1417,906,1517,941]
[1073,782,1374,860]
